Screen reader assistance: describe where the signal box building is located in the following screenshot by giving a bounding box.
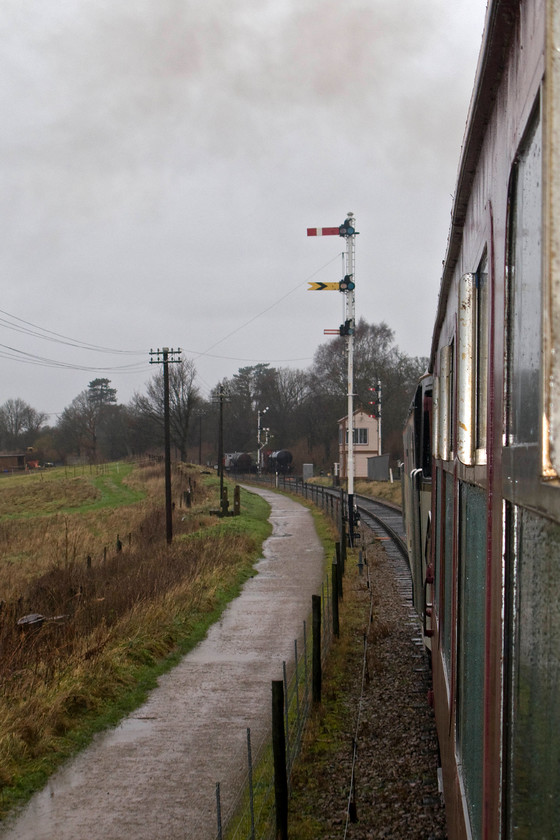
[338,410,380,479]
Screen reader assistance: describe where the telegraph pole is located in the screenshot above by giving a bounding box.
[218,385,225,503]
[307,212,358,545]
[150,347,182,544]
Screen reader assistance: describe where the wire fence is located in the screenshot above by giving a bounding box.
[203,479,343,840]
[205,573,334,840]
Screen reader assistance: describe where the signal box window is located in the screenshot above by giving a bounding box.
[355,428,368,445]
[340,428,368,445]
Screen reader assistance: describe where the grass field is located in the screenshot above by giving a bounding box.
[0,461,272,817]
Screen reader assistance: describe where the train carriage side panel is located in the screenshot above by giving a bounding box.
[416,1,552,839]
[402,375,434,645]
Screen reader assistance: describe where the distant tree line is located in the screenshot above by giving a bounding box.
[0,320,427,472]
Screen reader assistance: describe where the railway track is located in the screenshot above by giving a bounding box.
[245,478,443,830]
[353,494,407,553]
[246,476,418,632]
[353,494,418,629]
[305,489,443,835]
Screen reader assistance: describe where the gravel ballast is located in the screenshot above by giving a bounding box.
[289,528,448,839]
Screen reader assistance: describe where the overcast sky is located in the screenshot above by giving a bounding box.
[0,0,488,419]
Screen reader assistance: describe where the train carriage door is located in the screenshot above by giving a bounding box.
[544,0,560,476]
[456,482,487,840]
[502,99,559,838]
[503,503,560,838]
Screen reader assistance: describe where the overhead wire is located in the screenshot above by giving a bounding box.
[0,251,342,379]
[0,343,147,373]
[194,252,343,360]
[0,307,144,354]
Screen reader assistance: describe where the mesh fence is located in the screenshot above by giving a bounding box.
[206,481,340,840]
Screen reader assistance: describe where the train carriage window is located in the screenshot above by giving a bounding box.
[505,111,542,447]
[458,273,476,464]
[475,254,489,458]
[458,256,488,466]
[432,375,440,460]
[439,343,454,461]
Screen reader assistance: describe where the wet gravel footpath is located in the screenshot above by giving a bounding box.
[289,529,448,840]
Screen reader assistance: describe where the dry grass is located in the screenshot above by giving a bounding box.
[307,476,402,507]
[354,478,402,507]
[0,461,270,813]
[0,462,215,597]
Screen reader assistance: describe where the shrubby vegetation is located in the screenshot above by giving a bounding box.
[0,464,271,813]
[1,320,426,471]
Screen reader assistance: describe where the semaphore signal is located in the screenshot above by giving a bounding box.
[307,212,358,545]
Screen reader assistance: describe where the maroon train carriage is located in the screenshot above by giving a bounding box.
[402,1,560,838]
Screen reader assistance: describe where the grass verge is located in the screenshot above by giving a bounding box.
[0,480,271,819]
[287,556,373,839]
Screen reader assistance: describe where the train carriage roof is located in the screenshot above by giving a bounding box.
[430,0,519,368]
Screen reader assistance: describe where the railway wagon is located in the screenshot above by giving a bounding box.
[403,1,560,838]
[265,449,293,474]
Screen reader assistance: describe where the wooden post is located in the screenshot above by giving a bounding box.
[272,680,288,840]
[332,563,340,638]
[335,545,343,600]
[312,594,322,703]
[234,485,241,515]
[220,486,229,517]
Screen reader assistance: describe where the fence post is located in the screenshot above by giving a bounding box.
[272,680,289,840]
[332,563,340,638]
[234,485,241,516]
[303,620,309,705]
[282,661,290,772]
[216,782,223,840]
[294,639,300,726]
[335,544,343,599]
[247,728,256,840]
[312,594,322,703]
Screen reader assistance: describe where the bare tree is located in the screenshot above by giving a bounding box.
[131,358,200,462]
[0,398,47,450]
[57,380,119,463]
[306,319,427,461]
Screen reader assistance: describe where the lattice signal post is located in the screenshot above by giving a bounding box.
[149,347,182,544]
[307,213,357,544]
